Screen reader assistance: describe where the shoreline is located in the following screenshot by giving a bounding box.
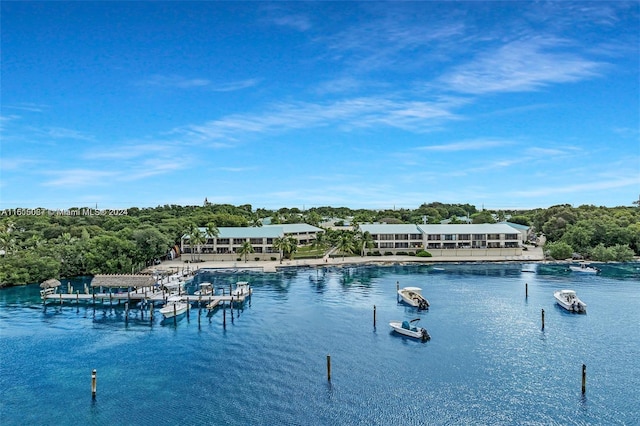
[150,247,548,274]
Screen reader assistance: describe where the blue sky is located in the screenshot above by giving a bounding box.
[1,1,639,211]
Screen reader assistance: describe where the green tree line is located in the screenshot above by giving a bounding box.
[1,202,638,286]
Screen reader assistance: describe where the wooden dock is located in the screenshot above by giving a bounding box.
[42,288,251,311]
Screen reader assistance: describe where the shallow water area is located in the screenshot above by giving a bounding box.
[1,263,639,425]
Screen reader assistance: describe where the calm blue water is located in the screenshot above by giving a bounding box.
[1,263,639,425]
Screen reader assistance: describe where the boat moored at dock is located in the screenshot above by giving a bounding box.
[159,296,189,318]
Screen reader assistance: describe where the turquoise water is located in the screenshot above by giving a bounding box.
[1,263,639,425]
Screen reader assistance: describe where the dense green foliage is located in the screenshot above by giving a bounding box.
[1,201,637,285]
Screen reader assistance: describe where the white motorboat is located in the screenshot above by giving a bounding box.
[569,263,599,274]
[397,286,429,310]
[159,296,189,318]
[194,282,214,296]
[389,318,430,341]
[231,281,251,297]
[554,289,587,313]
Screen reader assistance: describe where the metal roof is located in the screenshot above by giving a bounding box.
[186,224,323,239]
[91,274,155,288]
[360,224,421,234]
[360,223,522,235]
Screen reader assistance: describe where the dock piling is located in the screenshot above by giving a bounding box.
[541,309,545,330]
[327,355,331,381]
[91,369,97,399]
[525,283,528,298]
[373,305,376,328]
[582,364,586,393]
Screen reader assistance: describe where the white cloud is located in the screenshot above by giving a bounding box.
[171,96,463,145]
[139,75,259,92]
[43,169,117,187]
[439,37,604,94]
[417,138,510,152]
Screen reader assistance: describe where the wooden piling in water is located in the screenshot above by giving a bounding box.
[91,369,97,399]
[525,283,528,298]
[582,364,586,393]
[541,309,545,330]
[327,355,331,381]
[150,302,154,322]
[223,307,226,328]
[373,305,376,327]
[125,302,129,323]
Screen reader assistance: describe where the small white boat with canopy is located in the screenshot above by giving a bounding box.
[160,296,189,318]
[397,286,429,310]
[231,281,251,297]
[194,282,214,296]
[554,289,587,313]
[569,263,599,274]
[389,318,430,341]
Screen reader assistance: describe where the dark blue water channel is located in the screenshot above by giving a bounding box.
[1,263,639,425]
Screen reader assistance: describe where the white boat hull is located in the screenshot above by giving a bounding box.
[569,265,599,273]
[398,287,429,309]
[554,290,587,313]
[389,321,430,340]
[160,299,189,318]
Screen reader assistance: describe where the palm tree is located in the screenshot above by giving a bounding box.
[286,236,298,260]
[272,236,298,261]
[188,224,205,262]
[359,231,375,256]
[204,222,219,256]
[336,233,356,260]
[311,231,327,253]
[238,240,254,262]
[272,236,287,263]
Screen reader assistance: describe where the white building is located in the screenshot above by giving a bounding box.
[181,224,323,260]
[359,223,523,256]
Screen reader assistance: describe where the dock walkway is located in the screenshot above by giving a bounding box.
[43,288,251,310]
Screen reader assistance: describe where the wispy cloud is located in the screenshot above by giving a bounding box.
[40,127,94,141]
[43,169,118,187]
[172,96,464,145]
[0,114,21,132]
[83,143,174,160]
[417,138,511,152]
[272,14,311,32]
[139,75,259,92]
[2,103,47,113]
[439,37,604,94]
[510,176,640,199]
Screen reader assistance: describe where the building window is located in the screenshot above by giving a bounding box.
[395,242,409,248]
[380,242,394,248]
[444,234,455,241]
[410,234,422,240]
[218,238,230,245]
[250,238,262,245]
[233,238,245,245]
[472,234,485,240]
[379,234,394,240]
[458,234,470,241]
[394,234,409,240]
[487,234,500,240]
[427,235,441,241]
[505,234,518,240]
